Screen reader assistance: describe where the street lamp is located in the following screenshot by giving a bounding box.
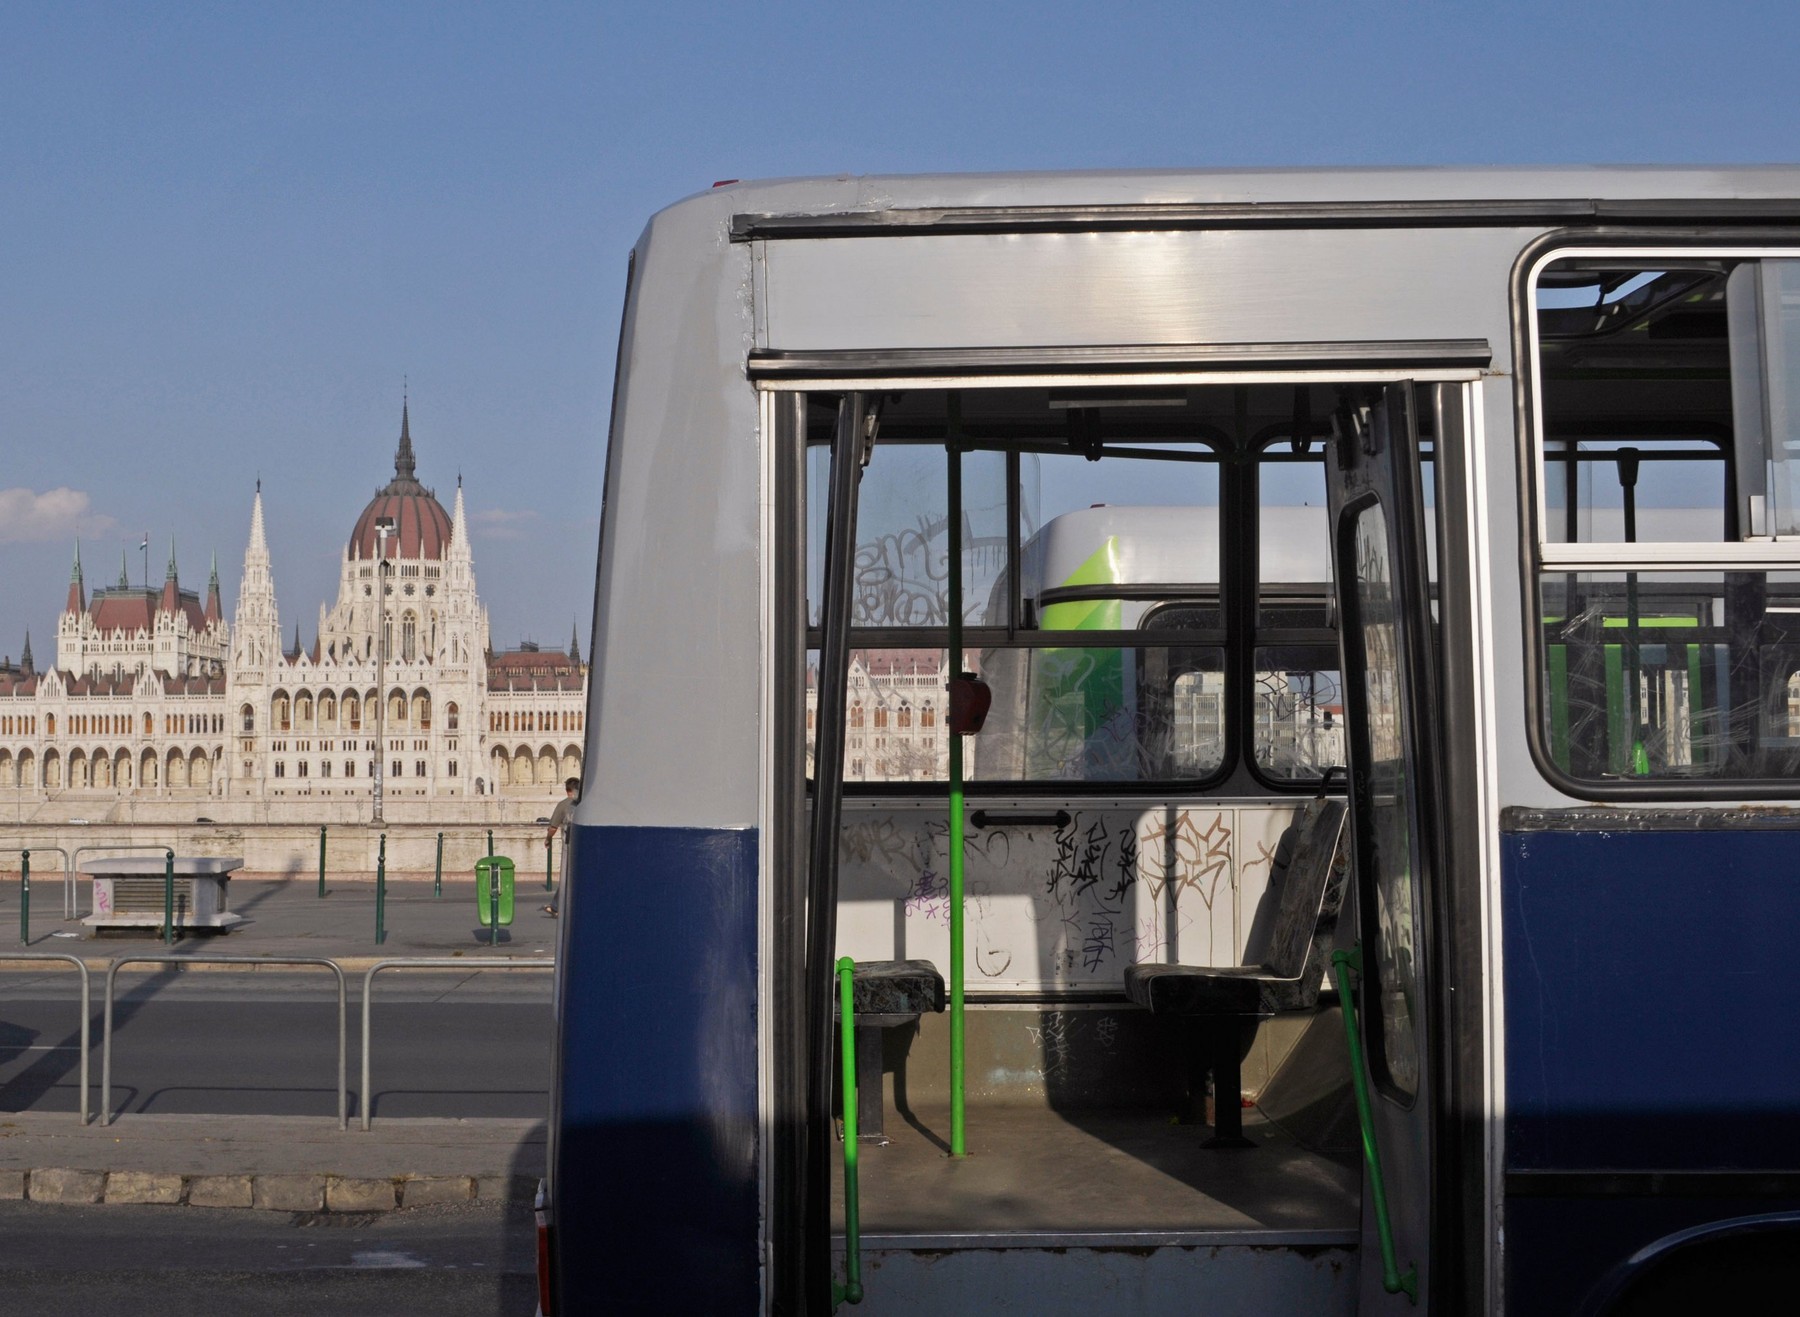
[372,517,395,825]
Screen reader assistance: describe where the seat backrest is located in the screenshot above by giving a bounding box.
[1258,795,1348,981]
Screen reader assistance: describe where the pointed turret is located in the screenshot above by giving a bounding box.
[66,541,86,615]
[289,623,303,662]
[205,552,222,626]
[395,397,417,485]
[160,538,180,614]
[568,620,581,664]
[20,632,33,675]
[118,550,130,590]
[233,483,281,672]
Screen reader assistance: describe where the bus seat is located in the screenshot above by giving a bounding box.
[1123,792,1348,1147]
[838,959,945,1142]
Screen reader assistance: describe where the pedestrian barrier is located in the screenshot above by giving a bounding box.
[101,955,349,1130]
[0,954,92,1123]
[359,957,555,1130]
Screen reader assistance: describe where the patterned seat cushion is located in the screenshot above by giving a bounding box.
[847,960,946,1016]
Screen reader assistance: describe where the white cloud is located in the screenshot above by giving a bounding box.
[0,487,118,544]
[471,507,541,541]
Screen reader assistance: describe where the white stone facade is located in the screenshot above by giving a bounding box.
[0,410,586,822]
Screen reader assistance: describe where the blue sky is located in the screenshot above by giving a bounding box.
[4,0,1800,660]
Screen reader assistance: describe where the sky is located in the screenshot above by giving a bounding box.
[5,0,1800,664]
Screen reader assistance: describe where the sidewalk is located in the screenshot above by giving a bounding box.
[0,874,560,971]
[0,1112,543,1211]
[0,874,558,1210]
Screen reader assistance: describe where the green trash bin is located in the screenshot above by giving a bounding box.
[475,856,515,945]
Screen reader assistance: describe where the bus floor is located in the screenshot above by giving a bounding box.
[831,1100,1359,1247]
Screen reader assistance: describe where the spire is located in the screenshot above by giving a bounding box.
[289,623,302,661]
[20,631,33,675]
[160,537,180,614]
[568,620,581,665]
[205,551,222,626]
[395,397,417,484]
[118,549,130,590]
[248,486,268,557]
[66,540,86,615]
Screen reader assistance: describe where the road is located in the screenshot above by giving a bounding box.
[0,1198,537,1316]
[0,969,553,1120]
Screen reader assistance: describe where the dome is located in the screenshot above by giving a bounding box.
[349,403,454,560]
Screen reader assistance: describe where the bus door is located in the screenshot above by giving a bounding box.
[1327,382,1444,1312]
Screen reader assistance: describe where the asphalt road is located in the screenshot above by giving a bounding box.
[0,970,553,1120]
[0,1199,537,1317]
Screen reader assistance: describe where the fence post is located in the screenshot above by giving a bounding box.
[19,851,29,946]
[376,833,387,946]
[318,825,327,898]
[162,849,174,946]
[434,832,444,898]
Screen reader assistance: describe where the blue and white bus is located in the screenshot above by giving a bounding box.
[542,168,1800,1315]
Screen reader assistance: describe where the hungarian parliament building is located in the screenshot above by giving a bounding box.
[0,407,585,822]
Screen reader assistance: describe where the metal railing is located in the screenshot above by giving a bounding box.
[1331,944,1419,1304]
[102,955,348,1130]
[834,957,864,1307]
[9,848,72,945]
[0,953,92,1123]
[359,957,554,1130]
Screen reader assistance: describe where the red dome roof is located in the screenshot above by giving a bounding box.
[349,403,454,560]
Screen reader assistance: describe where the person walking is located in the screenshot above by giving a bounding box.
[543,776,579,915]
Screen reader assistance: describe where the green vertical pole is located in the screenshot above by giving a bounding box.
[162,849,174,946]
[546,835,555,891]
[946,440,967,1159]
[376,833,387,946]
[486,829,494,860]
[19,851,29,946]
[834,957,864,1306]
[318,825,327,898]
[434,832,444,898]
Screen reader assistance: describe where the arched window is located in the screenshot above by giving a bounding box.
[142,712,153,737]
[850,703,865,729]
[275,694,291,732]
[445,703,459,732]
[389,691,406,723]
[401,612,417,662]
[46,714,56,736]
[414,691,431,729]
[345,693,362,731]
[897,703,912,729]
[874,707,889,730]
[319,693,336,728]
[921,703,936,728]
[241,704,255,733]
[296,692,314,728]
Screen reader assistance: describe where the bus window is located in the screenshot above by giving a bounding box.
[1530,252,1800,785]
[1256,440,1341,783]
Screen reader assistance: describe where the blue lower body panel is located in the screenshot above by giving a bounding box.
[1502,827,1800,1312]
[552,824,759,1314]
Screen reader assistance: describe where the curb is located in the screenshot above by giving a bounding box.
[8,1167,537,1211]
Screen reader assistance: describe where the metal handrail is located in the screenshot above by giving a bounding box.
[102,956,348,1130]
[9,848,71,944]
[359,957,554,1130]
[833,957,863,1307]
[0,954,92,1124]
[1331,945,1419,1304]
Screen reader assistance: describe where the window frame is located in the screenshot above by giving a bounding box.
[1515,230,1800,799]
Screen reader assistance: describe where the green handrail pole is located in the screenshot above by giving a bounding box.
[434,831,444,898]
[946,439,967,1158]
[318,825,327,897]
[486,828,494,860]
[162,849,174,946]
[546,835,555,891]
[376,833,387,946]
[19,851,29,946]
[833,957,864,1307]
[1331,946,1419,1303]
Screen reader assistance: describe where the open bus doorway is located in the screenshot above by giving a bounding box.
[789,379,1460,1313]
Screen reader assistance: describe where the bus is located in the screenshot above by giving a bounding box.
[541,168,1800,1315]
